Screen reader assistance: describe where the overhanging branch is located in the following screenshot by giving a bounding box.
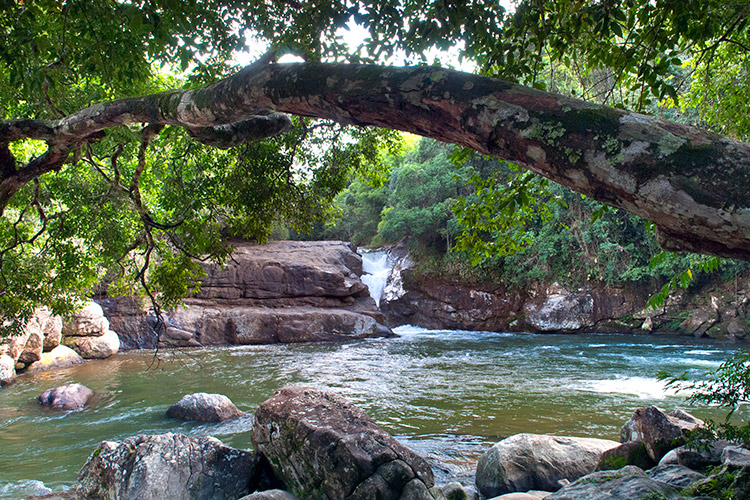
[1,62,750,259]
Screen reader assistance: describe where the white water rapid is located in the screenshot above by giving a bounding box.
[360,250,391,306]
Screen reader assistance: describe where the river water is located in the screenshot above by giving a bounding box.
[0,326,743,498]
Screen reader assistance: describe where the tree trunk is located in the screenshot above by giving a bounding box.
[3,62,750,259]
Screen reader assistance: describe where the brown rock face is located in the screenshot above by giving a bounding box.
[103,241,393,350]
[252,386,436,500]
[620,406,700,462]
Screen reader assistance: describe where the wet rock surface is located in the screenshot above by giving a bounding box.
[38,383,93,410]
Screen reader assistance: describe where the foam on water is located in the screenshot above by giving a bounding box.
[0,479,53,498]
[573,376,681,399]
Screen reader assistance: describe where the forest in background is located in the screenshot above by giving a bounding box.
[295,136,750,304]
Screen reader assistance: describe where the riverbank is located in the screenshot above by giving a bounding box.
[1,327,743,498]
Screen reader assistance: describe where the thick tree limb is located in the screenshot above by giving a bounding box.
[2,62,750,259]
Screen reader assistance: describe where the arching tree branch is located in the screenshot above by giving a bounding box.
[2,62,750,259]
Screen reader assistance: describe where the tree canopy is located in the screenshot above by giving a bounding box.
[1,0,750,331]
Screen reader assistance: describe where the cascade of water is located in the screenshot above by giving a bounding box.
[360,250,391,306]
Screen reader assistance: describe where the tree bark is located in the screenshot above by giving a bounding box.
[3,62,750,259]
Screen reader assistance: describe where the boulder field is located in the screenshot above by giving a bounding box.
[69,390,750,500]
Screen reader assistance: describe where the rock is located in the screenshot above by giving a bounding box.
[680,308,717,337]
[659,448,679,465]
[238,491,301,500]
[721,445,750,467]
[166,393,244,422]
[97,296,159,350]
[673,440,732,469]
[544,466,680,500]
[684,463,750,500]
[252,386,435,500]
[668,409,704,426]
[441,482,468,500]
[76,433,265,500]
[726,317,747,338]
[39,383,93,410]
[597,440,654,471]
[103,241,393,349]
[39,308,64,351]
[0,353,15,386]
[488,494,546,500]
[63,301,110,336]
[63,329,119,359]
[647,464,705,488]
[0,329,30,361]
[167,305,392,347]
[475,433,619,497]
[620,406,699,462]
[18,321,44,364]
[26,345,84,372]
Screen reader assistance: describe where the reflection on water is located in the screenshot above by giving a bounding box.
[0,327,743,497]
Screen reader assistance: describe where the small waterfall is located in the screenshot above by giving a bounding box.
[360,250,391,306]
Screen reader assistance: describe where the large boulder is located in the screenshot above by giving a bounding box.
[252,386,437,500]
[26,345,83,373]
[39,383,94,410]
[76,433,266,500]
[620,407,700,462]
[475,433,619,497]
[63,329,120,359]
[0,353,15,386]
[102,241,393,349]
[544,466,680,500]
[63,301,110,336]
[167,393,245,422]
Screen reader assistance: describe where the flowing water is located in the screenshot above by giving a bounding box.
[360,250,390,306]
[0,327,744,498]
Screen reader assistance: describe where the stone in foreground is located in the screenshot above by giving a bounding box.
[544,466,679,500]
[252,386,436,500]
[167,392,245,422]
[39,383,93,410]
[239,490,301,500]
[620,406,699,462]
[475,433,619,497]
[76,433,263,500]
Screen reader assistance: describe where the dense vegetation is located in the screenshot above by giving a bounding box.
[314,136,749,297]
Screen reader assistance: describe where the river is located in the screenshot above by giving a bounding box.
[0,326,743,498]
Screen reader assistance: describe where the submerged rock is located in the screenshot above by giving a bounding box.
[252,385,436,500]
[76,433,264,500]
[39,383,93,410]
[167,393,244,422]
[475,433,619,497]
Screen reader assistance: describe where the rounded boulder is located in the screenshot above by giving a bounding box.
[476,433,619,497]
[166,393,244,422]
[39,383,94,410]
